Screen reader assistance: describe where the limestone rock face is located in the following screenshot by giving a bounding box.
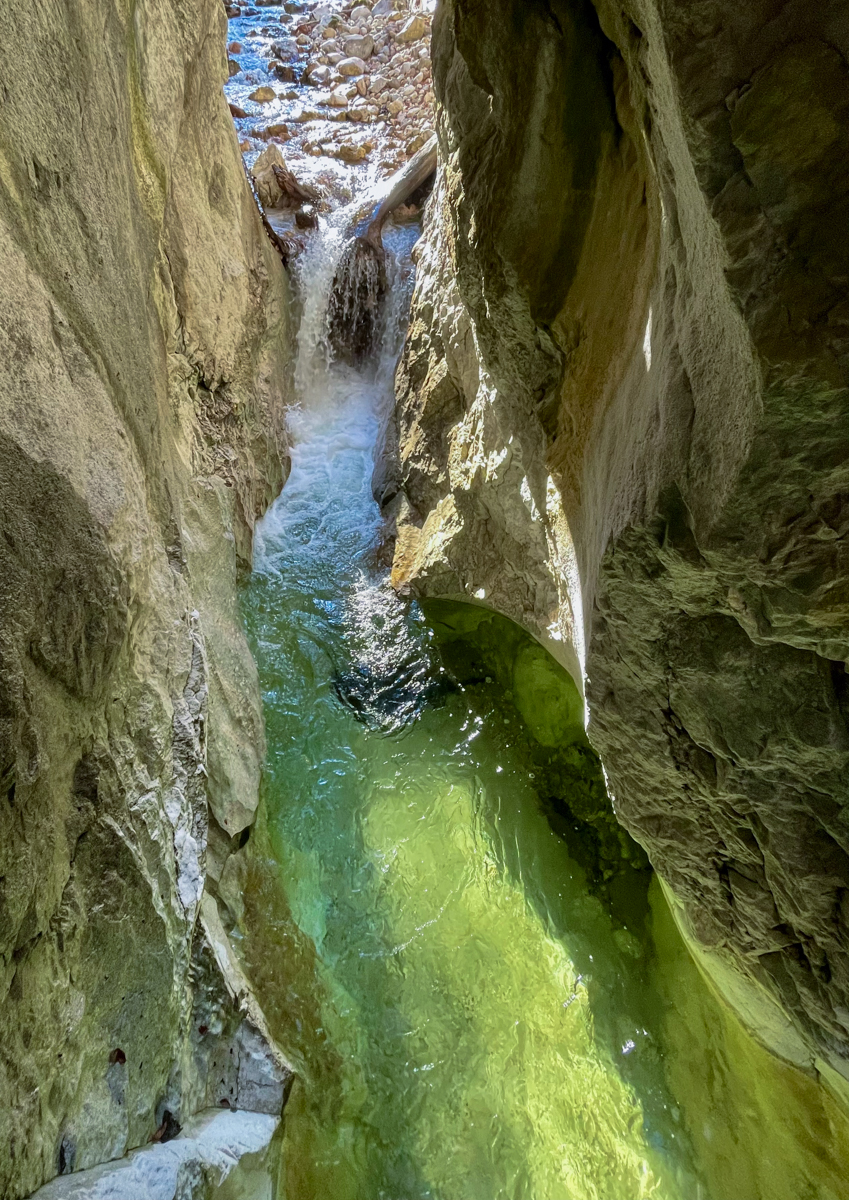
[388,0,849,1093]
[0,0,293,1195]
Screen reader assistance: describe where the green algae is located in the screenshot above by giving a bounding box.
[423,601,652,910]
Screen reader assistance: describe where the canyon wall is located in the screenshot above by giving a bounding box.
[387,0,849,1098]
[0,0,294,1195]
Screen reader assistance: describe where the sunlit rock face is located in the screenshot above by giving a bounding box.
[0,0,293,1195]
[387,0,849,1092]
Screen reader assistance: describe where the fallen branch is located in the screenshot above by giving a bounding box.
[271,162,320,207]
[242,160,294,266]
[361,134,437,245]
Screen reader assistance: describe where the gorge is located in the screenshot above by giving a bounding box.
[0,0,847,1197]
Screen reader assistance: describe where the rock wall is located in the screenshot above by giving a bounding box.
[387,0,849,1097]
[0,0,294,1195]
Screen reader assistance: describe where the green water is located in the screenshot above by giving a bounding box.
[237,224,849,1199]
[238,221,698,1195]
[242,598,691,1196]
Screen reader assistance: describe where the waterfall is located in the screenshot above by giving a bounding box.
[256,212,439,734]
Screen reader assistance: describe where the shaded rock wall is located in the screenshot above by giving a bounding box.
[387,0,849,1094]
[0,0,293,1195]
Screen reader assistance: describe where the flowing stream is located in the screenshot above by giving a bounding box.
[238,212,849,1200]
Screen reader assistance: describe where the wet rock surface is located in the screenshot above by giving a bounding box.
[386,0,849,1096]
[27,1109,280,1200]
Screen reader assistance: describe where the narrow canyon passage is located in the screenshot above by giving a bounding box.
[242,211,691,1199]
[237,210,847,1198]
[3,0,848,1196]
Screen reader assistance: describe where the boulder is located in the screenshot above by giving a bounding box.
[250,143,288,207]
[306,63,331,85]
[270,39,298,59]
[248,86,276,102]
[335,141,369,162]
[249,122,290,142]
[295,204,318,229]
[344,34,374,59]
[395,14,426,42]
[337,56,367,76]
[269,61,297,81]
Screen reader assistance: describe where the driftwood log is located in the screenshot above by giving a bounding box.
[360,135,437,246]
[326,137,437,363]
[242,160,296,265]
[271,161,320,208]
